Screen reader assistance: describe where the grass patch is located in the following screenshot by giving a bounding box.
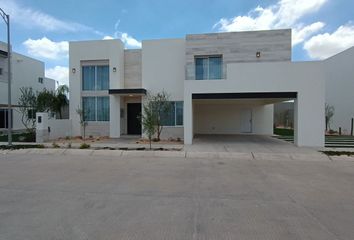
[274,128,294,136]
[321,151,354,156]
[0,132,35,142]
[0,144,45,150]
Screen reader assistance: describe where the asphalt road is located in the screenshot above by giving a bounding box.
[0,153,353,239]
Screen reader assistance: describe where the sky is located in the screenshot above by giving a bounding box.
[0,0,353,86]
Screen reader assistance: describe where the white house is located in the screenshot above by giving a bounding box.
[0,42,56,131]
[69,29,353,147]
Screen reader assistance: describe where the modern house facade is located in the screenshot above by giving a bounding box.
[0,42,56,131]
[69,29,343,147]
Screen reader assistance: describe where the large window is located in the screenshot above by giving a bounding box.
[82,96,109,121]
[195,55,222,80]
[82,65,109,91]
[161,101,183,126]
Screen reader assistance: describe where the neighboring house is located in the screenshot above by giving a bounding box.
[0,42,56,131]
[274,46,354,135]
[69,29,353,147]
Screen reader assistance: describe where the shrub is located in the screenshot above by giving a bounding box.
[79,143,90,149]
[52,142,60,148]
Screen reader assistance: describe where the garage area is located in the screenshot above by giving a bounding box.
[192,92,296,138]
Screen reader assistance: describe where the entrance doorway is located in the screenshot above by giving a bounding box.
[240,109,252,133]
[127,103,142,135]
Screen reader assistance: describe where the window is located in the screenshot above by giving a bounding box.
[38,77,43,84]
[82,96,110,121]
[82,65,109,91]
[0,109,13,128]
[0,68,2,75]
[27,109,36,119]
[195,55,222,80]
[160,101,183,126]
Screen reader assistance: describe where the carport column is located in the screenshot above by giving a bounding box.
[109,95,120,138]
[184,94,193,144]
[294,94,325,147]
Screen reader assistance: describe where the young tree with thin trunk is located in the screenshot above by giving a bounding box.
[141,100,157,149]
[325,103,335,132]
[150,91,171,141]
[76,106,88,141]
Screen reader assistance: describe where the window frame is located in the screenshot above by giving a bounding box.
[195,55,223,80]
[161,101,183,127]
[82,64,110,91]
[82,96,110,122]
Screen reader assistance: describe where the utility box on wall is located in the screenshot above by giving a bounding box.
[36,112,50,143]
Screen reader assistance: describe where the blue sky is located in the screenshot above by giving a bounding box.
[0,0,353,85]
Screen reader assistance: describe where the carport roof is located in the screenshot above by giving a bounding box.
[192,92,297,99]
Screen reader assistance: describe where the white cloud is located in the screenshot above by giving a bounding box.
[120,33,142,48]
[213,0,327,46]
[45,66,69,86]
[23,37,68,60]
[304,24,354,59]
[0,0,101,34]
[103,36,114,40]
[103,33,141,48]
[292,22,326,46]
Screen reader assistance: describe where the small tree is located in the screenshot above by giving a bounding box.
[141,100,157,149]
[37,89,55,113]
[18,87,38,134]
[76,106,88,141]
[325,103,335,131]
[53,85,69,119]
[150,91,171,141]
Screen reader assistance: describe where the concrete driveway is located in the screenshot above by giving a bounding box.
[187,134,317,153]
[0,153,353,239]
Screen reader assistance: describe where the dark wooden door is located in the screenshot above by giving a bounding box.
[127,103,142,134]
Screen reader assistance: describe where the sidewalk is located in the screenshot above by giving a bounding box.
[1,146,339,162]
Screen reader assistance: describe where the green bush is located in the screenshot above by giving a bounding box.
[79,143,90,149]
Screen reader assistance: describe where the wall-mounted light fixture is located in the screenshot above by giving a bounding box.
[113,67,117,72]
[256,51,261,58]
[72,68,76,74]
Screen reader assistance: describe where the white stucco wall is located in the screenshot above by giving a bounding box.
[142,38,185,100]
[184,61,325,147]
[69,39,124,137]
[324,47,354,134]
[142,39,185,138]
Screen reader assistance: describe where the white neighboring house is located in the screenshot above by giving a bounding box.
[0,42,56,131]
[274,46,354,135]
[69,29,353,147]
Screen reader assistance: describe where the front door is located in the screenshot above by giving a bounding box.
[127,103,142,135]
[240,109,252,133]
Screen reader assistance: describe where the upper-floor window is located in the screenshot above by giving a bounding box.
[82,65,109,91]
[0,68,2,75]
[195,55,222,80]
[38,77,43,84]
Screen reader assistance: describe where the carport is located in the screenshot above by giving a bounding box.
[192,92,296,137]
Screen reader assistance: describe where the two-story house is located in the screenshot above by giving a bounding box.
[0,42,56,131]
[69,29,328,147]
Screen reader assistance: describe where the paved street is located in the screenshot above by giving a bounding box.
[0,153,354,239]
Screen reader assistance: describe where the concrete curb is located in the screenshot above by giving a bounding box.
[63,149,94,156]
[330,155,354,161]
[0,148,337,162]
